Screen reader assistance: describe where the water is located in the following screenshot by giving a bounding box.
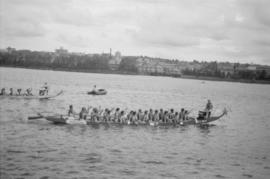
[0,67,270,179]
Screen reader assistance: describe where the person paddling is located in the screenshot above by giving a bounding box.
[16,89,22,96]
[79,107,89,120]
[26,88,33,96]
[68,105,76,117]
[9,88,13,96]
[0,88,6,95]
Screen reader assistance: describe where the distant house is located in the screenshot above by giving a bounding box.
[257,65,270,78]
[136,58,182,76]
[247,65,257,71]
[108,51,122,70]
[217,63,235,77]
[155,63,164,73]
[136,57,152,74]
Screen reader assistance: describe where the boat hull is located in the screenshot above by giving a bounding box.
[44,115,223,126]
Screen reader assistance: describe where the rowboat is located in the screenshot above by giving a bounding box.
[28,109,227,126]
[87,89,107,95]
[0,90,63,100]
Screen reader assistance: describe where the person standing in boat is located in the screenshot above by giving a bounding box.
[179,108,185,122]
[43,82,49,95]
[93,85,97,92]
[205,100,213,119]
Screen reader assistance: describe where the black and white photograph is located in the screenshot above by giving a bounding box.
[0,0,270,178]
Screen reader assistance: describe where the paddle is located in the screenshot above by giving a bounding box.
[28,113,43,120]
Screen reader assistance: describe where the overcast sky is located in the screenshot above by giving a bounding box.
[1,0,270,65]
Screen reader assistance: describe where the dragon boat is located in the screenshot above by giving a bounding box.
[28,109,227,126]
[0,90,63,100]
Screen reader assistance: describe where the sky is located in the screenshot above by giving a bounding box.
[0,0,270,65]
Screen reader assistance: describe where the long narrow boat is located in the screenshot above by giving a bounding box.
[0,90,63,100]
[29,109,227,126]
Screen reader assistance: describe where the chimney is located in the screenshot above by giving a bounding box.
[110,48,112,58]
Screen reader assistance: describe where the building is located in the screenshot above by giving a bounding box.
[6,47,16,54]
[217,63,235,77]
[136,57,182,76]
[256,65,270,78]
[108,51,122,70]
[55,47,68,56]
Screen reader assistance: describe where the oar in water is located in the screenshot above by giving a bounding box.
[28,113,44,120]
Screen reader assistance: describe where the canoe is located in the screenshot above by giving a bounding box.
[87,89,107,95]
[31,109,227,126]
[0,90,63,99]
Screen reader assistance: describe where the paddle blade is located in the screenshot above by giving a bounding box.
[28,114,43,120]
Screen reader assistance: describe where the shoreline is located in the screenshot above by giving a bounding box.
[1,65,270,85]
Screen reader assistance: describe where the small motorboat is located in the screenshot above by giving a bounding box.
[87,89,107,95]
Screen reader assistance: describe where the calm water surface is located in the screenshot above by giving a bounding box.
[0,67,270,179]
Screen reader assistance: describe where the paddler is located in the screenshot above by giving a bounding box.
[179,108,185,122]
[113,108,120,122]
[79,107,89,120]
[148,109,154,122]
[26,88,33,96]
[0,88,6,95]
[159,109,164,122]
[205,99,213,119]
[153,110,159,122]
[119,111,126,123]
[137,109,144,121]
[68,105,75,116]
[9,88,13,96]
[16,88,22,96]
[143,110,149,123]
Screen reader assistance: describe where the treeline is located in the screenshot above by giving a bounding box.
[0,50,109,70]
[0,50,138,72]
[0,49,269,81]
[182,61,269,80]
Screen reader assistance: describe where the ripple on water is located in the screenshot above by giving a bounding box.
[6,150,26,154]
[215,174,227,178]
[109,149,122,153]
[81,153,102,164]
[118,169,136,176]
[142,160,165,165]
[242,173,253,178]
